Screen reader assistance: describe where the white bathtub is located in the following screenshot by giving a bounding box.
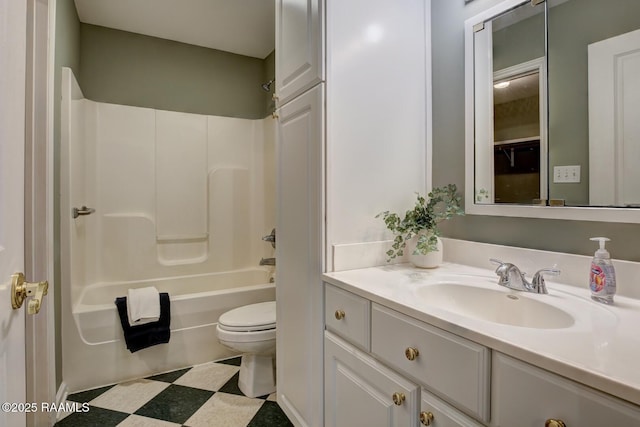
[63,268,275,393]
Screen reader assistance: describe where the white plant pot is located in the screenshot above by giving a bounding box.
[406,234,443,269]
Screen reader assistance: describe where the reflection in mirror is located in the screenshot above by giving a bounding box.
[473,0,546,204]
[494,71,542,203]
[548,0,640,207]
[470,0,640,209]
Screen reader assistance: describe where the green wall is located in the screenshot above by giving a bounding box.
[492,8,544,71]
[54,0,81,389]
[79,24,272,119]
[432,0,640,262]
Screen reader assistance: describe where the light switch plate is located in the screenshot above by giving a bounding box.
[553,165,581,183]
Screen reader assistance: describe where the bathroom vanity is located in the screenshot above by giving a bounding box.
[322,261,640,426]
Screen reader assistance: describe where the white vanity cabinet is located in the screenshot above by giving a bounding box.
[324,281,640,427]
[492,353,640,427]
[324,283,489,426]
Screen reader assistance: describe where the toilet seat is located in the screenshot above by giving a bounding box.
[218,301,276,332]
[216,325,276,343]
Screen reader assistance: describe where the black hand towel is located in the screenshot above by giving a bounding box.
[115,293,171,353]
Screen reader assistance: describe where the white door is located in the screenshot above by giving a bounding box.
[275,84,324,427]
[275,0,324,106]
[0,0,28,426]
[589,28,640,206]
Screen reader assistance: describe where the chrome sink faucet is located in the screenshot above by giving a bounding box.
[490,259,560,294]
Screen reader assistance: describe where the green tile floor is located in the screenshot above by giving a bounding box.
[55,357,293,427]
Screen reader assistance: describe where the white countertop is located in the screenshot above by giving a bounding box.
[323,262,640,406]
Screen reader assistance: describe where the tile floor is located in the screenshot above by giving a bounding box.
[55,357,293,427]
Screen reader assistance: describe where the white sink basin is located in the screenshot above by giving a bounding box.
[415,283,575,329]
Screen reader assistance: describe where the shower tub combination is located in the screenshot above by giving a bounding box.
[60,68,276,393]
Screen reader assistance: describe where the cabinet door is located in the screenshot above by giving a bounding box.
[325,332,419,427]
[275,0,324,105]
[276,84,324,427]
[492,353,640,427]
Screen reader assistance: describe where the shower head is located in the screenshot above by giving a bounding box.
[261,79,274,92]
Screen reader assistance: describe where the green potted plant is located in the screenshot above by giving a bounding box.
[377,184,464,268]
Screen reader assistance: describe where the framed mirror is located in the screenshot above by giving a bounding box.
[465,0,640,223]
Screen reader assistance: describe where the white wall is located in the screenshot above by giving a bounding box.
[326,0,431,270]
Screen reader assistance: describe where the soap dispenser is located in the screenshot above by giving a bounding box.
[589,237,616,304]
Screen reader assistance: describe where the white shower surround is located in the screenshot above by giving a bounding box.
[60,68,276,392]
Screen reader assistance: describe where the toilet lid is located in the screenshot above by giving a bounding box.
[218,301,276,332]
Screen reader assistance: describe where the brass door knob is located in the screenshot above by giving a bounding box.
[392,392,405,406]
[334,309,345,320]
[11,272,48,314]
[405,347,419,361]
[420,411,434,426]
[545,419,567,427]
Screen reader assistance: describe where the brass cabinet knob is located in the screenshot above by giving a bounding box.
[392,392,405,406]
[405,347,419,361]
[545,419,567,427]
[334,309,345,320]
[420,411,434,426]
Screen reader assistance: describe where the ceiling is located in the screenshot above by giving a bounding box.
[74,0,275,59]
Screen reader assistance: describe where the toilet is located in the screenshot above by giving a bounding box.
[216,301,276,398]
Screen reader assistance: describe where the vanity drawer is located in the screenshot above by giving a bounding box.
[421,388,484,427]
[371,303,490,422]
[492,353,640,427]
[324,284,370,350]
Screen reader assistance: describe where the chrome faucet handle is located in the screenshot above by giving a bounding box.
[490,259,527,290]
[489,258,509,277]
[262,228,276,248]
[490,258,515,275]
[490,259,526,275]
[531,268,560,294]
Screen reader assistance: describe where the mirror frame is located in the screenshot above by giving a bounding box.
[464,0,640,223]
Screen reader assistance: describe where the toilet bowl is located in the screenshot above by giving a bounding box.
[216,301,276,398]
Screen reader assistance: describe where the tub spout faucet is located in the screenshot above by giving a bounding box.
[260,257,276,266]
[489,259,560,295]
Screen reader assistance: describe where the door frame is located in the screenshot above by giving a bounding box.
[493,57,548,202]
[24,0,57,425]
